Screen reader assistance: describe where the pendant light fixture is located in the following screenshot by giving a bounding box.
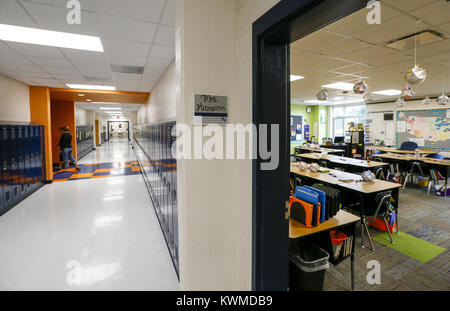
[406,20,427,85]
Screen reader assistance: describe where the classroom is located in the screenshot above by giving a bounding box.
[287,1,449,291]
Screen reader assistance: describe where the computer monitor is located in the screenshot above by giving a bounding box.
[334,136,344,144]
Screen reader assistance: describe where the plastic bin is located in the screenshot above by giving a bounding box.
[330,230,347,260]
[289,244,329,291]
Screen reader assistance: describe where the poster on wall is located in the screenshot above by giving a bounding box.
[304,125,310,141]
[291,115,303,141]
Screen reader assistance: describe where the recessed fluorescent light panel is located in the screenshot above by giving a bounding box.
[322,82,354,91]
[100,107,121,110]
[373,89,402,96]
[92,102,119,104]
[0,24,103,52]
[290,75,305,82]
[67,84,115,91]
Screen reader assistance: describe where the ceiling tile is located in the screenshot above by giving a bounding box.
[149,44,175,59]
[342,46,398,63]
[322,7,401,38]
[19,0,101,36]
[435,21,450,36]
[0,54,33,65]
[146,57,173,68]
[102,38,151,57]
[381,0,436,12]
[60,48,106,61]
[113,72,141,82]
[24,0,95,10]
[26,56,74,68]
[0,0,38,27]
[5,42,67,59]
[160,0,175,26]
[410,0,450,27]
[352,15,429,45]
[93,0,166,24]
[316,38,372,58]
[42,66,80,74]
[71,58,110,73]
[50,72,85,81]
[403,38,450,59]
[98,14,157,43]
[153,25,175,46]
[291,30,345,52]
[0,41,16,55]
[107,55,147,67]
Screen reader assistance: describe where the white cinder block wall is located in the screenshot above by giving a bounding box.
[0,74,30,122]
[176,0,279,290]
[137,61,177,124]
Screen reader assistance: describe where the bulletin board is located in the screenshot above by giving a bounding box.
[290,115,303,141]
[396,109,450,149]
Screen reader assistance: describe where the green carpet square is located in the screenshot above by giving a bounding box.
[373,232,446,263]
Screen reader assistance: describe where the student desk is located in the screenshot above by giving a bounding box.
[297,153,389,173]
[295,146,345,156]
[290,164,402,247]
[373,154,450,195]
[290,210,360,290]
[375,147,441,155]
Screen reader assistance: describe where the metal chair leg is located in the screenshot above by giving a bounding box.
[383,217,394,244]
[403,173,411,189]
[361,219,365,248]
[395,212,399,235]
[363,220,375,251]
[427,179,432,195]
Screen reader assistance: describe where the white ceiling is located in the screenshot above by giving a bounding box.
[76,101,141,116]
[0,0,175,92]
[290,0,450,105]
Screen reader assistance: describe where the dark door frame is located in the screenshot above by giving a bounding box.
[252,0,368,290]
[107,121,130,141]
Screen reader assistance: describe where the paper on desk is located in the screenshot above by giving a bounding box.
[397,121,406,133]
[446,109,450,119]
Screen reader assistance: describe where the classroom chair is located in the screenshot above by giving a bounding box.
[359,191,397,251]
[403,161,426,189]
[399,141,418,151]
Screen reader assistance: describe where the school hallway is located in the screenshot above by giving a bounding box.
[0,139,179,291]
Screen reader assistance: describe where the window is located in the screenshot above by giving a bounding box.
[331,105,366,138]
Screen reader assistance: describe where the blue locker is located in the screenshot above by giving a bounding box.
[35,125,43,184]
[9,126,20,202]
[16,126,26,197]
[30,126,38,189]
[1,126,12,211]
[29,126,36,189]
[23,126,31,194]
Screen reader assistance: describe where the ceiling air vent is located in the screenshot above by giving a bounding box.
[110,64,144,74]
[385,30,445,51]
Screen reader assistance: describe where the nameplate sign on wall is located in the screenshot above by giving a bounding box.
[194,94,228,125]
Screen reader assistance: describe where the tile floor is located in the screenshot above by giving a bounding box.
[0,139,179,290]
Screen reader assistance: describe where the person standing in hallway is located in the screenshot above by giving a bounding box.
[58,126,80,171]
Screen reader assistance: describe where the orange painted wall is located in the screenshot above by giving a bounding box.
[50,101,77,165]
[29,86,53,181]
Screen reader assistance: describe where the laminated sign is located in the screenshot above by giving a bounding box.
[194,94,228,125]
